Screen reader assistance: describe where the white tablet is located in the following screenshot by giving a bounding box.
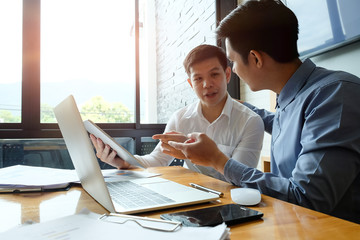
[83,120,146,168]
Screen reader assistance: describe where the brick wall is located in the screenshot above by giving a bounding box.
[154,0,217,123]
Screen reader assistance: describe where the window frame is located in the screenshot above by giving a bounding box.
[0,0,165,154]
[216,0,241,100]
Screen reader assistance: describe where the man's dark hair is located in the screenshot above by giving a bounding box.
[183,44,228,76]
[216,0,299,64]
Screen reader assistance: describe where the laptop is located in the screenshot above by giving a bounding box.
[53,95,219,214]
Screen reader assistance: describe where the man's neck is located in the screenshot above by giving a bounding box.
[272,58,302,94]
[201,95,227,123]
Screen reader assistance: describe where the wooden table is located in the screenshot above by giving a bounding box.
[0,166,359,239]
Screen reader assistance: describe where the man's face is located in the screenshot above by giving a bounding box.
[188,57,231,108]
[225,39,260,91]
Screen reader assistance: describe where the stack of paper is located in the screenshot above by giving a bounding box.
[0,209,230,240]
[0,165,79,192]
[0,165,160,192]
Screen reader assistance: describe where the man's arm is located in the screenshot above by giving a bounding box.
[230,114,264,168]
[223,146,359,216]
[167,132,359,218]
[133,114,182,167]
[242,102,275,134]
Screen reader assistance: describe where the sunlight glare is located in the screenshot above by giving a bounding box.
[41,0,135,84]
[0,0,22,84]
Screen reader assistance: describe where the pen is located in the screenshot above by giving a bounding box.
[189,183,224,197]
[0,188,42,193]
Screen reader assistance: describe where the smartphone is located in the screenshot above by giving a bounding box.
[160,204,263,227]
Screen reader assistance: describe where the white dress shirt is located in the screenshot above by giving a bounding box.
[135,94,264,181]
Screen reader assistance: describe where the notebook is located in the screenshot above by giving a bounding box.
[53,95,219,214]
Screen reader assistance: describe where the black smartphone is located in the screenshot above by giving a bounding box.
[160,204,263,227]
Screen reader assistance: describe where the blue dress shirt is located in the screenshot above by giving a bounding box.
[224,59,360,223]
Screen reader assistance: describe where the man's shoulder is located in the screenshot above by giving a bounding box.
[230,98,261,119]
[297,67,360,109]
[229,99,263,129]
[311,66,360,87]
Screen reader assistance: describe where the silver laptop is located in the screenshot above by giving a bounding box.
[53,95,219,214]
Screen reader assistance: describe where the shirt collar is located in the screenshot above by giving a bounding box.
[184,93,232,124]
[277,58,316,110]
[221,93,233,120]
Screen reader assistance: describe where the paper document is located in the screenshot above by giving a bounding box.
[0,165,160,192]
[0,209,230,240]
[0,165,79,191]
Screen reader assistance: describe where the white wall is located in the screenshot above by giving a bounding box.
[310,41,360,78]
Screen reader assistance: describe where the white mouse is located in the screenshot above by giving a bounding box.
[231,188,261,206]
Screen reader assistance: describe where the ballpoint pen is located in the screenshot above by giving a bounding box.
[0,187,42,193]
[189,183,224,197]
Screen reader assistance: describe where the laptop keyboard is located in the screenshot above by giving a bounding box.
[107,181,175,209]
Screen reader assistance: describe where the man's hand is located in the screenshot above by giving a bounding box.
[152,131,188,159]
[166,132,229,174]
[90,134,132,169]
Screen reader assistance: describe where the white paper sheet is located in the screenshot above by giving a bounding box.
[0,165,161,190]
[0,165,78,188]
[0,210,230,240]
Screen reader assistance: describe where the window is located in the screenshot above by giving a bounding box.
[0,0,165,153]
[40,0,136,123]
[0,0,22,123]
[139,0,158,124]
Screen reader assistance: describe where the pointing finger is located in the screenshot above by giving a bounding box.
[168,141,185,150]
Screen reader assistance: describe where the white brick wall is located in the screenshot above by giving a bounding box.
[154,0,217,123]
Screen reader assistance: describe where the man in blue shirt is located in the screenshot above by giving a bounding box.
[155,0,360,223]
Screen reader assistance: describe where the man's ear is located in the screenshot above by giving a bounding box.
[249,50,263,68]
[225,66,231,84]
[187,78,193,88]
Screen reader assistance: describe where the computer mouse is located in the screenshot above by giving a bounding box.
[230,188,261,206]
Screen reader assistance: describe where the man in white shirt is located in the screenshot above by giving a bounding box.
[91,44,264,181]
